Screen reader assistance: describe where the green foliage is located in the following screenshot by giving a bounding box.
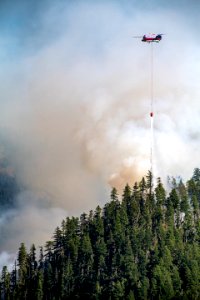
[2,169,200,299]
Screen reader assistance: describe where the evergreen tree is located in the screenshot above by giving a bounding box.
[1,266,10,300]
[3,169,200,299]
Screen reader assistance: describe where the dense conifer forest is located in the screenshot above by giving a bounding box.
[2,169,200,299]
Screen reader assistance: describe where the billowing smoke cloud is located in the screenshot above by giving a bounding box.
[0,0,200,269]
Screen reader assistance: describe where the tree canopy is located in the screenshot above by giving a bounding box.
[1,169,200,299]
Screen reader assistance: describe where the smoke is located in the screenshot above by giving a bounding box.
[0,0,200,269]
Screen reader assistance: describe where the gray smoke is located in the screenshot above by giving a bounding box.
[0,0,200,269]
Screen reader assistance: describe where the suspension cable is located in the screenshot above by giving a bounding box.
[150,42,154,180]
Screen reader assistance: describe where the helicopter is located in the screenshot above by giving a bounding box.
[133,33,163,43]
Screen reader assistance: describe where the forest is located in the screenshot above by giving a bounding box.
[1,169,200,299]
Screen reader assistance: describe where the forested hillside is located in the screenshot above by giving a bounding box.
[1,169,200,299]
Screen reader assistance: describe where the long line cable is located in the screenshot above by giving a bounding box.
[150,42,154,180]
[151,43,154,116]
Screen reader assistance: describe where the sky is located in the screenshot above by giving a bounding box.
[1,0,200,269]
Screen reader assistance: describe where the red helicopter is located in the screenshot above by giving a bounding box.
[133,33,163,43]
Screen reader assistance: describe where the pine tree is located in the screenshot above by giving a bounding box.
[26,244,38,299]
[43,261,53,300]
[35,270,43,300]
[192,168,200,183]
[110,187,118,201]
[17,243,28,299]
[77,231,94,297]
[1,266,10,300]
[4,168,200,299]
[153,178,166,237]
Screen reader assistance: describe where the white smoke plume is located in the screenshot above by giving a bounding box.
[0,0,200,269]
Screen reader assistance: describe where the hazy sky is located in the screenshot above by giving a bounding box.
[1,0,200,268]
